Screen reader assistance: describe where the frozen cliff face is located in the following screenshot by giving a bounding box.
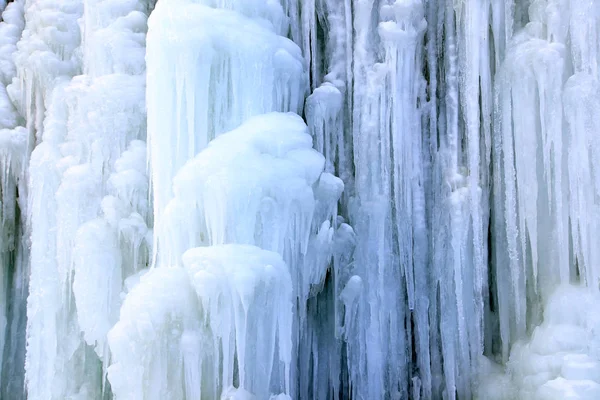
[0,0,599,399]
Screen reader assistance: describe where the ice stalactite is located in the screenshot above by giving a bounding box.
[109,245,294,400]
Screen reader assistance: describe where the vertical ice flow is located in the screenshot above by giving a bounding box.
[1,0,600,399]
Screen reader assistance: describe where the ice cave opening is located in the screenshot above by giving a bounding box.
[1,0,600,399]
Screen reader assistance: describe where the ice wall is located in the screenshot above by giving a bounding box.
[0,0,599,399]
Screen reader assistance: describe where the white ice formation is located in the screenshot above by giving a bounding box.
[0,0,599,399]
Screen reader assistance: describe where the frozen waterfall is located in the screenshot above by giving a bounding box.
[0,0,600,399]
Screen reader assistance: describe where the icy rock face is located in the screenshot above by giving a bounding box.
[0,125,27,395]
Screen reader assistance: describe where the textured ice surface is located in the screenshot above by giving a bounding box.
[0,1,24,130]
[2,0,600,399]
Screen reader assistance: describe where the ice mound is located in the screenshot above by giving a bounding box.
[478,285,600,400]
[157,112,338,263]
[107,267,198,400]
[108,244,293,400]
[509,286,600,399]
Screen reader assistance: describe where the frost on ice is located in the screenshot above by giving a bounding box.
[1,0,600,399]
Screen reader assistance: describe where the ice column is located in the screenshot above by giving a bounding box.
[24,0,153,398]
[0,1,27,396]
[427,1,496,398]
[478,0,600,396]
[341,2,430,398]
[115,0,347,398]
